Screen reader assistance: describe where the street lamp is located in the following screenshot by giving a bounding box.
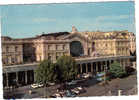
[104,65,109,96]
[104,65,107,84]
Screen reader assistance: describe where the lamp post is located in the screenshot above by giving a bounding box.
[104,65,109,96]
[104,65,107,84]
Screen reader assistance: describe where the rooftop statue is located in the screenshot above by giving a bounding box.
[71,26,78,33]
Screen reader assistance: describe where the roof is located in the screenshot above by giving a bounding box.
[37,32,70,37]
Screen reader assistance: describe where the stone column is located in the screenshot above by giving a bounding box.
[100,61,103,72]
[105,61,107,71]
[96,62,98,72]
[123,59,126,70]
[80,64,83,74]
[86,63,88,73]
[25,71,28,84]
[119,59,122,67]
[53,52,57,63]
[6,73,9,87]
[91,63,93,73]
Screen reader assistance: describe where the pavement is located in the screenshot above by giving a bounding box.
[3,73,138,99]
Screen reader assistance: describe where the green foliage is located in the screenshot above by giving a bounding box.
[35,55,78,84]
[56,55,78,82]
[35,59,57,85]
[109,61,127,78]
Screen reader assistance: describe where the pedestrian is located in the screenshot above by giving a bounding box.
[108,90,112,96]
[29,90,32,95]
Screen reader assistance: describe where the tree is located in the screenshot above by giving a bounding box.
[56,55,78,82]
[35,59,57,84]
[109,61,127,78]
[35,59,57,97]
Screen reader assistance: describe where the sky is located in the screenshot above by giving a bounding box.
[0,1,136,38]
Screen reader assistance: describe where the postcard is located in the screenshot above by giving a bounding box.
[0,0,137,99]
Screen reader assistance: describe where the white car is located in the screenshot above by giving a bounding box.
[76,86,85,93]
[54,93,61,97]
[71,89,80,94]
[31,83,39,88]
[67,80,77,85]
[82,73,92,79]
[77,86,83,90]
[38,83,44,87]
[48,82,55,86]
[31,83,44,88]
[82,74,89,78]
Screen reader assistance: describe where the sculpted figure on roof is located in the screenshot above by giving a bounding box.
[71,26,78,33]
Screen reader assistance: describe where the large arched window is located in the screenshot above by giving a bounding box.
[70,41,84,57]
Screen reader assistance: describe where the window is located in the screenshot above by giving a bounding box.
[11,57,15,63]
[48,56,51,60]
[6,46,9,52]
[48,53,51,60]
[40,56,41,61]
[56,56,59,60]
[2,58,6,64]
[15,46,18,52]
[92,42,95,51]
[56,45,58,50]
[105,43,107,47]
[63,45,66,50]
[6,57,8,64]
[48,45,50,50]
[48,45,51,50]
[117,42,119,46]
[56,53,59,59]
[15,57,18,63]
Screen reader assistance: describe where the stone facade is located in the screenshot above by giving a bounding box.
[82,30,132,56]
[1,26,136,87]
[1,37,23,66]
[1,26,135,66]
[128,32,136,55]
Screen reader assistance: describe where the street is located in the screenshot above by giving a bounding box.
[79,74,137,96]
[3,73,137,99]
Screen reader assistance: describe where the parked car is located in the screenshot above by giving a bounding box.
[31,83,44,88]
[48,82,55,86]
[65,90,76,97]
[67,79,82,85]
[71,88,80,94]
[38,83,44,87]
[82,73,92,79]
[54,93,61,97]
[31,84,39,89]
[96,72,110,81]
[76,86,86,93]
[50,95,56,98]
[66,80,77,85]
